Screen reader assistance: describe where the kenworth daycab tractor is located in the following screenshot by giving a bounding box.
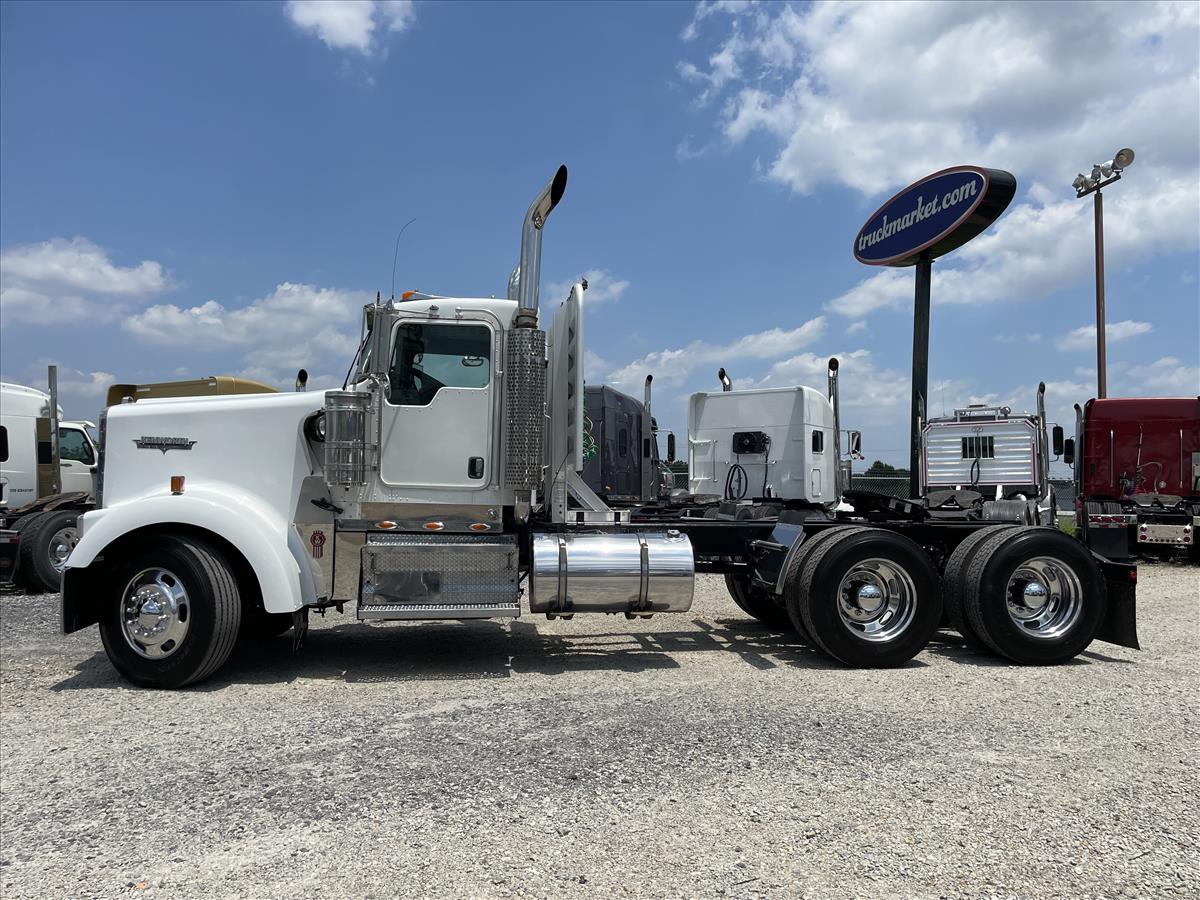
[60,166,1140,688]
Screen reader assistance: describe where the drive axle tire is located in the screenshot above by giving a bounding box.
[98,535,242,688]
[941,525,1015,650]
[724,574,793,630]
[788,528,941,668]
[18,509,80,594]
[963,528,1105,665]
[781,526,864,644]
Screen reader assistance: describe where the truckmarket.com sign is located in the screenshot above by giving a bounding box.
[853,166,1016,267]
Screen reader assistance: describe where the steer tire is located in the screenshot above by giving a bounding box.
[724,574,793,630]
[98,535,242,688]
[962,527,1105,665]
[789,528,941,668]
[942,525,1015,651]
[17,509,80,594]
[239,605,294,640]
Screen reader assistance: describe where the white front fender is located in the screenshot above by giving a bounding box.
[67,485,316,615]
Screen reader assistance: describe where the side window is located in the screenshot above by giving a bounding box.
[618,428,628,458]
[811,430,824,453]
[60,428,95,464]
[388,322,491,406]
[0,425,7,463]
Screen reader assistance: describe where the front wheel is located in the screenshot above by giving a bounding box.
[98,535,242,688]
[18,509,80,593]
[787,528,941,667]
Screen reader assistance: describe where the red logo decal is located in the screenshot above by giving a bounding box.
[309,530,327,559]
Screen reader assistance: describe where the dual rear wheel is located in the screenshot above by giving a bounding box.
[727,526,942,668]
[726,524,1105,668]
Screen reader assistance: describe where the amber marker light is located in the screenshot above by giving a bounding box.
[170,476,185,495]
[376,521,398,530]
[423,522,445,531]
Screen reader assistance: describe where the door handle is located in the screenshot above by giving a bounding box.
[468,457,485,479]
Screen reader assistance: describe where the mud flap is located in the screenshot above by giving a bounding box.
[1096,558,1139,650]
[292,607,309,653]
[61,566,104,633]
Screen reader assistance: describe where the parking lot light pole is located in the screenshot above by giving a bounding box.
[1072,148,1135,399]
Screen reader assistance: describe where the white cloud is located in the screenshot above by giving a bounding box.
[995,333,1041,345]
[1125,356,1200,394]
[1056,319,1153,351]
[0,237,169,326]
[125,281,370,386]
[285,0,415,56]
[680,1,753,42]
[606,316,826,388]
[681,1,1199,196]
[545,269,630,307]
[845,320,868,335]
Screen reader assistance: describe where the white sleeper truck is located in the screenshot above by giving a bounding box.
[61,167,1140,688]
[0,376,99,591]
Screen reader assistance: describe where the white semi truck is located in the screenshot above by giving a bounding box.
[60,166,1139,688]
[0,374,99,591]
[920,385,1058,525]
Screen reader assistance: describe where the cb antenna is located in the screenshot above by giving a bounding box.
[390,217,417,300]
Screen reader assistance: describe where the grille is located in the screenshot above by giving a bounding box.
[503,329,546,490]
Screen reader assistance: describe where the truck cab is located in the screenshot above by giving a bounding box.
[1067,396,1200,560]
[0,382,98,510]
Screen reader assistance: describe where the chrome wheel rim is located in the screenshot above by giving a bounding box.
[120,567,190,659]
[48,526,79,573]
[836,558,917,642]
[1005,557,1082,640]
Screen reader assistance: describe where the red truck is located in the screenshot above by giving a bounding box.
[1059,397,1200,562]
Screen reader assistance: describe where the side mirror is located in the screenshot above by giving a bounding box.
[847,430,863,457]
[1052,425,1064,457]
[667,432,676,463]
[1063,438,1075,466]
[295,368,309,392]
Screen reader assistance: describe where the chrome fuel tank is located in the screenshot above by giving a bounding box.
[529,531,694,615]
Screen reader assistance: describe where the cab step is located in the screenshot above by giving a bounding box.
[358,532,519,621]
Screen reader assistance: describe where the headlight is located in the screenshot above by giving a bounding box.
[303,411,327,443]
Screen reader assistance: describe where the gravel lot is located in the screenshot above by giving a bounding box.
[2,564,1197,899]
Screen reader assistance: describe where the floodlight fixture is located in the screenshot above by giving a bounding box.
[1113,147,1135,170]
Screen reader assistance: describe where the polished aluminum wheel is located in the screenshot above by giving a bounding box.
[836,558,917,642]
[120,567,190,659]
[48,525,79,574]
[1005,557,1082,640]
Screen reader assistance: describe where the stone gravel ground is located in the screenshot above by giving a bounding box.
[1,564,1197,899]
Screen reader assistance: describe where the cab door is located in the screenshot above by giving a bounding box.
[57,425,97,497]
[378,315,497,491]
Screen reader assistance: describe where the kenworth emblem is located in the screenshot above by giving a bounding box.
[133,436,197,453]
[309,530,326,559]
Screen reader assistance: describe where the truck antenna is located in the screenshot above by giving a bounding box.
[390,218,417,300]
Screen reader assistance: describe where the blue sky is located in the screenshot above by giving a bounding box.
[2,0,1197,468]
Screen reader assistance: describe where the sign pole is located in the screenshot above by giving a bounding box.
[909,253,932,500]
[1093,188,1107,398]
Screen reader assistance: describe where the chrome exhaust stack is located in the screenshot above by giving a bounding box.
[509,165,569,328]
[828,358,842,496]
[1036,381,1049,503]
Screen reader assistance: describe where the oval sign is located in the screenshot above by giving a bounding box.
[854,166,1016,267]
